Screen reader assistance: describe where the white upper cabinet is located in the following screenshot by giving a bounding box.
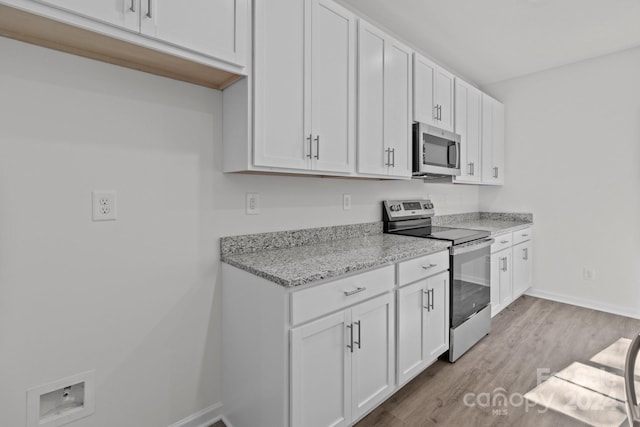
[32,0,138,30]
[253,0,355,174]
[481,94,505,185]
[454,79,482,184]
[308,0,356,174]
[140,0,246,65]
[252,0,307,170]
[413,53,454,132]
[357,19,412,178]
[22,0,247,66]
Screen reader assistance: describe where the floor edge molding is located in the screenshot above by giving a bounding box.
[525,288,640,320]
[168,402,223,427]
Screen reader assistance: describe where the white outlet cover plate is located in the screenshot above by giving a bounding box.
[246,193,260,215]
[92,191,116,221]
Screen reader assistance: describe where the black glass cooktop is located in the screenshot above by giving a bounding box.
[392,226,490,245]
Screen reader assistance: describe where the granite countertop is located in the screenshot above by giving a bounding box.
[221,226,450,288]
[433,212,533,236]
[221,212,533,288]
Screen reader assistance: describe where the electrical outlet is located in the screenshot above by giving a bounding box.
[343,194,351,210]
[246,193,260,215]
[583,267,595,281]
[92,191,116,221]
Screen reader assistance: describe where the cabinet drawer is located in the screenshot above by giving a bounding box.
[512,226,533,245]
[291,265,394,326]
[491,233,512,253]
[397,250,449,287]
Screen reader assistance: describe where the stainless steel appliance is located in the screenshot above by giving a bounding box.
[412,122,461,177]
[383,199,493,362]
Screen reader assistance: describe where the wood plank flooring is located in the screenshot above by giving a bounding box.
[211,295,640,427]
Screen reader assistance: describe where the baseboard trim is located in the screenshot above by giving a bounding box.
[525,288,640,320]
[168,402,223,427]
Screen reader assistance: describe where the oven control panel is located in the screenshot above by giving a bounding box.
[383,199,434,220]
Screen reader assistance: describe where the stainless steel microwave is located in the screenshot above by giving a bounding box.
[412,122,461,177]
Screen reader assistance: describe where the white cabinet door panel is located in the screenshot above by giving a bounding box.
[385,39,412,178]
[413,54,436,125]
[424,271,449,361]
[435,68,454,132]
[253,0,308,170]
[356,21,386,176]
[499,251,513,308]
[513,241,532,298]
[291,310,351,427]
[454,79,482,183]
[309,0,354,173]
[141,0,245,64]
[397,280,426,385]
[351,293,395,420]
[33,0,138,30]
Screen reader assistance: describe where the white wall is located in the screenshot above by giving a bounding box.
[0,37,480,427]
[481,46,640,317]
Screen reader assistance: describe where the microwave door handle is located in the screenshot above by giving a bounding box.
[448,142,460,169]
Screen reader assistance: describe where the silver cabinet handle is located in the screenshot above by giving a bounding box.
[523,248,529,261]
[439,105,442,121]
[306,134,312,159]
[434,105,438,120]
[522,234,529,237]
[493,166,499,178]
[423,289,430,312]
[346,324,353,352]
[501,257,508,272]
[421,263,437,270]
[354,320,361,349]
[390,148,395,167]
[314,135,320,160]
[470,162,475,176]
[146,0,152,18]
[625,334,640,425]
[500,240,509,244]
[129,0,135,12]
[429,288,435,310]
[384,148,390,167]
[344,286,366,296]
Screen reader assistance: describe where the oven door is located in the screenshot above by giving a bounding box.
[450,238,493,328]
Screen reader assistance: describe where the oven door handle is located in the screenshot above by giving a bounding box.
[450,238,495,255]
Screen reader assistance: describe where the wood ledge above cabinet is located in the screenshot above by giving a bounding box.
[0,4,243,90]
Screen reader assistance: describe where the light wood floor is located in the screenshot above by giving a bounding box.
[212,296,640,427]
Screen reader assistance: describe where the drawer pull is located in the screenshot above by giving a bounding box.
[522,234,529,237]
[344,287,366,297]
[354,321,361,349]
[500,240,509,244]
[421,263,437,270]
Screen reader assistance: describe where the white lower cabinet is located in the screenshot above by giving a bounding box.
[291,292,395,427]
[222,251,452,427]
[397,270,449,385]
[490,226,533,317]
[490,248,512,316]
[512,240,533,299]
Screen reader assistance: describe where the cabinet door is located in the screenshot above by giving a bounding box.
[397,280,426,385]
[291,310,351,427]
[351,293,395,420]
[454,79,482,183]
[309,0,355,173]
[481,94,505,185]
[512,241,532,298]
[385,38,413,178]
[424,271,450,361]
[499,251,513,308]
[253,0,308,170]
[356,20,387,176]
[434,68,455,132]
[413,53,436,126]
[33,0,138,30]
[141,0,247,65]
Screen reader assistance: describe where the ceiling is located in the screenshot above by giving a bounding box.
[340,0,640,86]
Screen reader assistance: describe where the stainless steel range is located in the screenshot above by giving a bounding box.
[383,199,494,362]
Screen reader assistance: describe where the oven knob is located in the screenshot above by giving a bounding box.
[390,205,397,212]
